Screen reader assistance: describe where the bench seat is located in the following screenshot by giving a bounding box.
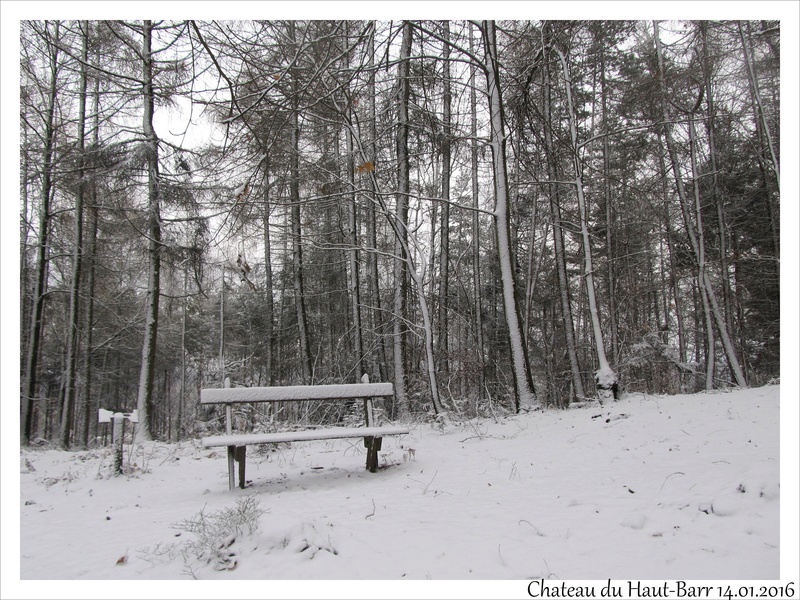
[202,425,410,448]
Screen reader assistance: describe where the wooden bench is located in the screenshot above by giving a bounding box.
[200,381,409,490]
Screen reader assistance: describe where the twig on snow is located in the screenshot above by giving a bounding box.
[660,471,685,491]
[519,519,545,536]
[423,470,438,495]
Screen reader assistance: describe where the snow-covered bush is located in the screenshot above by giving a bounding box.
[172,496,266,571]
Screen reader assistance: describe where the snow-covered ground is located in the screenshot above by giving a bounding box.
[7,384,799,598]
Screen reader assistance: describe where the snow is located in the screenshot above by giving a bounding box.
[201,382,394,404]
[8,384,799,599]
[595,365,617,388]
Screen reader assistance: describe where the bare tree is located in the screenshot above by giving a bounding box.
[553,44,617,400]
[481,20,536,410]
[541,29,585,402]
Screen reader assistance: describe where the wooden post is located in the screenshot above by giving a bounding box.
[364,397,375,427]
[361,373,375,427]
[235,446,246,489]
[226,403,235,490]
[112,412,124,475]
[224,376,235,490]
[366,437,382,472]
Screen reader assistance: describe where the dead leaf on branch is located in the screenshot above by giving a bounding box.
[355,161,374,174]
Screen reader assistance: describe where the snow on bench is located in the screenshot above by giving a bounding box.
[200,382,394,404]
[200,379,409,490]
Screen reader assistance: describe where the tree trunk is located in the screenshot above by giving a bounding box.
[346,123,365,380]
[59,21,90,448]
[656,136,687,387]
[482,20,536,411]
[393,21,412,416]
[554,46,616,399]
[365,23,389,384]
[700,22,739,382]
[78,58,101,447]
[685,112,716,389]
[135,20,163,441]
[261,161,275,385]
[288,22,313,384]
[437,20,451,376]
[22,21,61,445]
[468,28,487,402]
[20,124,31,404]
[599,40,619,367]
[542,42,585,402]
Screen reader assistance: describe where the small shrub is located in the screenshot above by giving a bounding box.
[172,496,266,571]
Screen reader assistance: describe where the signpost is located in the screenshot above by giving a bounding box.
[98,409,138,475]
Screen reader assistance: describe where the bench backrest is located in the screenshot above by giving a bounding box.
[200,382,394,405]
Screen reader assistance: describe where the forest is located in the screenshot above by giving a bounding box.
[19,19,780,448]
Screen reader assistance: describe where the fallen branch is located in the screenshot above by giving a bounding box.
[660,471,685,491]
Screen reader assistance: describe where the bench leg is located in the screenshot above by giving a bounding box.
[365,436,383,473]
[226,445,236,490]
[235,446,246,489]
[226,445,247,490]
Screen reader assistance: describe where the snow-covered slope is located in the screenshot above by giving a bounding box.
[10,385,793,597]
